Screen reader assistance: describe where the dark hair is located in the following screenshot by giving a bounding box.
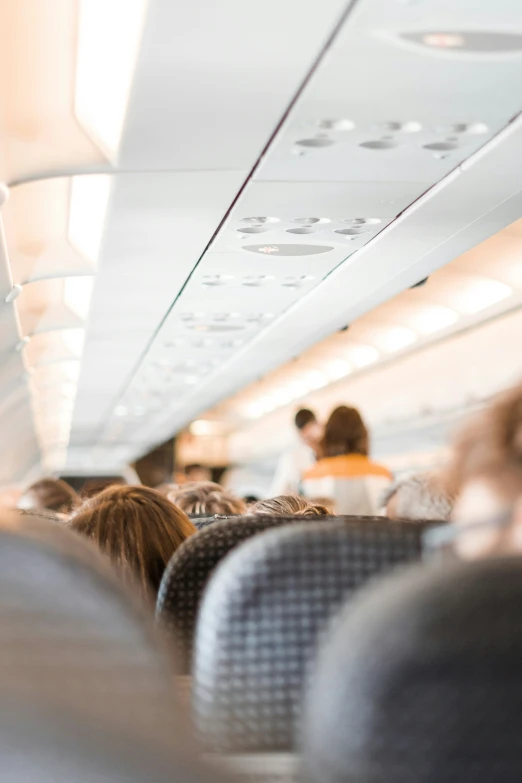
[168,482,246,516]
[21,479,79,514]
[249,494,333,517]
[68,485,196,599]
[295,409,317,430]
[321,406,369,458]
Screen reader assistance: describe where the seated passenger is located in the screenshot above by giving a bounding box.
[184,463,212,483]
[168,482,246,516]
[442,381,522,560]
[249,494,333,516]
[382,472,453,522]
[303,406,392,515]
[69,485,196,599]
[18,478,79,515]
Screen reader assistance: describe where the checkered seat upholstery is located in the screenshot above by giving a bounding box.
[193,518,430,752]
[157,515,328,671]
[302,556,522,783]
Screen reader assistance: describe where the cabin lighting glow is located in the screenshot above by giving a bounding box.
[348,345,380,368]
[61,328,86,358]
[414,306,458,335]
[375,326,417,353]
[63,276,95,321]
[75,0,148,158]
[69,175,111,264]
[190,420,217,436]
[455,278,512,314]
[324,359,351,380]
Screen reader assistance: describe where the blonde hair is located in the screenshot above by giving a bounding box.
[249,494,333,517]
[69,485,196,599]
[168,482,246,516]
[448,382,522,500]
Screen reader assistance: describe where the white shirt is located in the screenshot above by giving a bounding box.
[270,444,316,496]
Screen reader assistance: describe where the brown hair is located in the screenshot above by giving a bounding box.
[249,494,333,517]
[448,382,522,499]
[168,482,246,516]
[68,485,196,599]
[321,406,369,458]
[20,478,79,514]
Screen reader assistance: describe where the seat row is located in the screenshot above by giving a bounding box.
[3,507,520,783]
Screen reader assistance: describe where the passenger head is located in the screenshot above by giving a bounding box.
[249,494,333,517]
[321,405,369,458]
[69,485,196,599]
[168,482,246,516]
[184,464,212,483]
[18,478,79,514]
[295,409,322,451]
[382,472,453,522]
[448,381,522,559]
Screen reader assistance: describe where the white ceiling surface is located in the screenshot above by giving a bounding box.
[3,0,522,476]
[228,304,522,467]
[105,0,522,466]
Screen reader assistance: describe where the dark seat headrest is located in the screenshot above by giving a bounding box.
[302,556,522,783]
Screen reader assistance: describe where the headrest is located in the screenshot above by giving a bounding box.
[302,556,522,783]
[193,518,429,751]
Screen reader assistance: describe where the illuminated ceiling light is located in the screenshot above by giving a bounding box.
[374,326,417,353]
[63,276,95,321]
[349,345,380,368]
[421,33,465,48]
[61,328,86,357]
[69,175,111,264]
[75,0,148,159]
[302,371,328,391]
[115,405,129,417]
[190,420,218,436]
[454,278,512,314]
[414,306,458,335]
[325,359,351,380]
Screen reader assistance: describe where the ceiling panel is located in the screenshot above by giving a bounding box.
[118,0,351,170]
[256,0,522,183]
[69,170,247,442]
[120,117,522,457]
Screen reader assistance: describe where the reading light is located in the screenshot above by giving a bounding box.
[69,175,111,263]
[190,420,218,436]
[75,0,148,159]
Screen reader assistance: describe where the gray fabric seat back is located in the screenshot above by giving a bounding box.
[157,514,333,671]
[193,518,430,752]
[0,510,229,783]
[302,556,522,783]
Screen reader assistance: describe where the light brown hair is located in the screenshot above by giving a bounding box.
[249,494,334,517]
[20,478,79,514]
[69,485,196,599]
[168,482,246,516]
[448,382,522,499]
[321,406,369,458]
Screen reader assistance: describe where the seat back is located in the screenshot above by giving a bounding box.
[0,510,230,782]
[302,556,522,783]
[157,514,334,670]
[193,518,430,752]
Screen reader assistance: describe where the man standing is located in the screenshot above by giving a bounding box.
[270,409,322,495]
